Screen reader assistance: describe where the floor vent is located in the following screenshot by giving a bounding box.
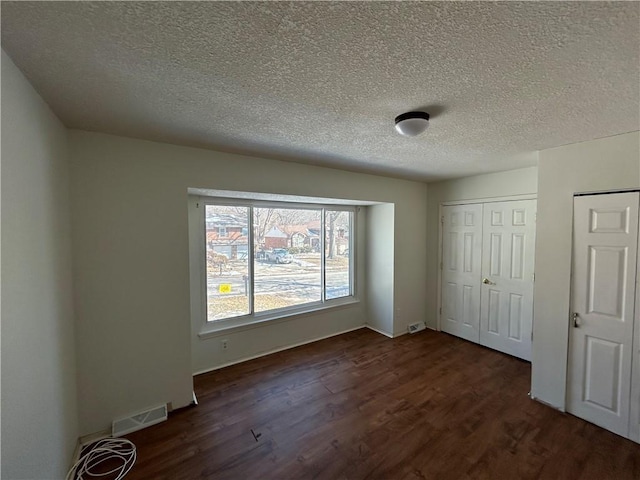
[408,322,426,334]
[112,404,168,437]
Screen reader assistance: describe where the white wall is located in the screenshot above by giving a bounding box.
[366,204,395,336]
[69,131,428,434]
[532,132,640,409]
[425,167,539,329]
[1,51,78,479]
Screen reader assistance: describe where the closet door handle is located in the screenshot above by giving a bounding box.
[482,278,495,285]
[573,312,580,328]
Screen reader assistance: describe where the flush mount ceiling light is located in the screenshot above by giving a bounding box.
[394,111,430,137]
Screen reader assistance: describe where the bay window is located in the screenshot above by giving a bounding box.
[196,198,355,331]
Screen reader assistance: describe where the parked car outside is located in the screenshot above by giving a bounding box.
[266,248,293,264]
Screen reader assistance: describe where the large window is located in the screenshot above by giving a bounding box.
[202,200,354,326]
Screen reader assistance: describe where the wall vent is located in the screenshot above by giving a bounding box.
[112,404,168,437]
[408,322,426,334]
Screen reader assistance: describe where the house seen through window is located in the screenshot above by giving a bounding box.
[204,203,353,322]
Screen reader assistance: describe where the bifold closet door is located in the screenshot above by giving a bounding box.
[567,192,639,438]
[479,200,536,361]
[441,204,483,343]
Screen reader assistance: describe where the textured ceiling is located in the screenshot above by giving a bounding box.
[2,2,639,181]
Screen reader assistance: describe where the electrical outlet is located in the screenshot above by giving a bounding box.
[221,339,228,351]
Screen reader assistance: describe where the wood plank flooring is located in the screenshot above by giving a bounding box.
[125,328,640,479]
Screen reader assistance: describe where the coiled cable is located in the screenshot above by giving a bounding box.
[66,437,136,480]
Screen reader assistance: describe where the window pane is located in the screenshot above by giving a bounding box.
[205,205,250,321]
[254,207,321,312]
[325,210,352,299]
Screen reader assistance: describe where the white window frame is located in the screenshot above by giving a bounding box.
[192,196,357,337]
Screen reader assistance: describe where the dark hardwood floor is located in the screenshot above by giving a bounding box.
[125,328,640,479]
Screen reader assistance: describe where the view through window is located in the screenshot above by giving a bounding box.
[325,210,351,300]
[205,205,250,321]
[205,203,353,322]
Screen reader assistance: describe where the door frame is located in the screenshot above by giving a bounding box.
[437,194,537,331]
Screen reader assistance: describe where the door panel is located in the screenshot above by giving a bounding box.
[568,192,639,438]
[479,200,536,360]
[508,293,523,340]
[441,204,483,342]
[583,336,621,411]
[588,246,626,317]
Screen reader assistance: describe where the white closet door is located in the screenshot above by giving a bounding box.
[441,204,483,343]
[568,192,639,438]
[479,200,536,361]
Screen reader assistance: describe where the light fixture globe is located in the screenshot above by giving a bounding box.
[394,111,430,137]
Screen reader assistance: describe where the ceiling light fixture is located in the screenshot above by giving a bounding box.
[394,111,430,137]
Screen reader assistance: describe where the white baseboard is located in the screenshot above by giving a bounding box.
[365,325,394,338]
[70,428,111,471]
[530,394,565,412]
[193,324,366,376]
[78,429,111,447]
[70,437,83,469]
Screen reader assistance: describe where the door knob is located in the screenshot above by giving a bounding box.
[482,278,496,285]
[573,312,580,328]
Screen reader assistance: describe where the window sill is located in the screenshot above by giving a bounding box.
[198,297,360,339]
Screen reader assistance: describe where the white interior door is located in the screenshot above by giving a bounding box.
[629,229,640,443]
[479,200,536,361]
[441,204,483,343]
[567,192,639,438]
[631,234,640,443]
